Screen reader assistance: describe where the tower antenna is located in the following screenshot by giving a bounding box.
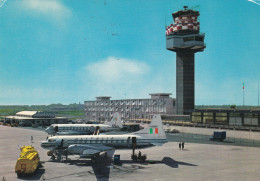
[165,14,166,28]
[257,81,259,107]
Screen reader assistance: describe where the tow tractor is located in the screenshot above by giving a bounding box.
[130,137,147,162]
[15,146,40,177]
[131,152,147,162]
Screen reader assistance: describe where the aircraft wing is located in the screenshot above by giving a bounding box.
[151,142,165,146]
[57,130,92,135]
[82,144,113,155]
[68,144,113,157]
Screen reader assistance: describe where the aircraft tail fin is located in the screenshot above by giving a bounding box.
[106,112,123,128]
[133,114,166,140]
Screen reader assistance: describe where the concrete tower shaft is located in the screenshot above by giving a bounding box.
[176,51,194,114]
[166,7,206,115]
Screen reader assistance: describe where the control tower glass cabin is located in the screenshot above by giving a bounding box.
[166,7,206,115]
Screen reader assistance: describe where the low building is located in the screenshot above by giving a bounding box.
[84,93,176,122]
[192,109,260,127]
[4,111,68,126]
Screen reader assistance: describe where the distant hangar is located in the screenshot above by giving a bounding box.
[4,111,68,126]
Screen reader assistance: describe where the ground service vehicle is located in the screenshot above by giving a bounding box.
[15,146,40,176]
[210,131,226,141]
[131,152,147,162]
[113,154,121,164]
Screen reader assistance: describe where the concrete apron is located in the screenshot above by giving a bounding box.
[165,125,260,141]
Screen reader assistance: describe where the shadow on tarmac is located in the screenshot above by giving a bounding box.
[161,157,198,168]
[142,157,197,168]
[43,155,197,180]
[64,158,112,181]
[53,153,113,181]
[16,168,45,180]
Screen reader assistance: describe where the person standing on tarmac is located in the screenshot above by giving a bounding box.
[138,151,142,158]
[31,136,33,143]
[182,142,185,149]
[179,142,181,150]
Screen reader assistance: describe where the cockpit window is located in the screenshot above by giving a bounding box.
[48,139,56,142]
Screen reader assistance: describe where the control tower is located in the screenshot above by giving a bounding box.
[166,6,206,115]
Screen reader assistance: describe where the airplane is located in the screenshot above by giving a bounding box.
[45,112,123,135]
[41,114,168,162]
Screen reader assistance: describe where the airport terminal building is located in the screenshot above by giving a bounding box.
[192,109,260,127]
[84,93,176,122]
[84,93,260,129]
[4,111,68,126]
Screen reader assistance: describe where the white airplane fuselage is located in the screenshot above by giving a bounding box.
[41,114,167,159]
[45,112,122,135]
[41,134,167,151]
[45,124,120,135]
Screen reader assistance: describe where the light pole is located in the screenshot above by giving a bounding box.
[243,82,245,107]
[257,81,259,107]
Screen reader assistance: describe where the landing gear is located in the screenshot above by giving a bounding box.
[104,152,108,159]
[131,154,138,161]
[90,153,100,163]
[48,148,68,162]
[63,149,68,161]
[131,152,147,162]
[91,156,96,163]
[57,154,62,162]
[51,155,56,161]
[48,150,56,161]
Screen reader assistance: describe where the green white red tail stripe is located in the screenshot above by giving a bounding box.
[150,128,158,134]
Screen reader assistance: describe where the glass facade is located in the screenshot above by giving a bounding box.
[192,110,260,126]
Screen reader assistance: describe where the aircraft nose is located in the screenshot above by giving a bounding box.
[40,141,47,148]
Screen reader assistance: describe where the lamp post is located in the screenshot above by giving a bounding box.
[243,82,245,107]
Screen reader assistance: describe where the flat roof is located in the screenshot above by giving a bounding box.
[149,93,172,96]
[16,111,37,116]
[194,109,260,114]
[95,96,112,98]
[4,116,68,120]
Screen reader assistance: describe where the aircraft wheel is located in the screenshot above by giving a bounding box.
[47,150,54,156]
[57,155,62,162]
[51,155,56,160]
[141,156,146,162]
[91,157,96,163]
[131,154,137,161]
[104,152,108,159]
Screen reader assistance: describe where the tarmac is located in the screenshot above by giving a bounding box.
[167,125,260,141]
[1,125,260,181]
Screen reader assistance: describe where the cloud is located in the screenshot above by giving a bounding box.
[85,57,150,83]
[80,56,174,100]
[21,0,71,21]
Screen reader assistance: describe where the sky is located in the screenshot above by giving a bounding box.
[0,0,260,106]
